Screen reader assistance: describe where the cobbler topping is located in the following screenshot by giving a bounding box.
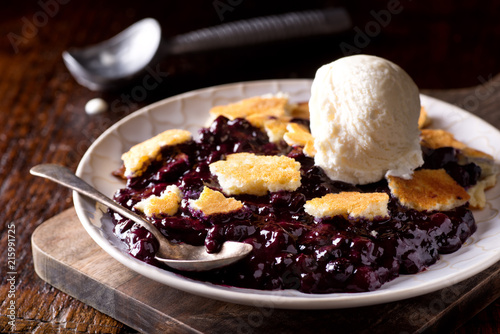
[304,192,389,220]
[121,129,192,177]
[209,152,301,196]
[387,169,470,211]
[418,106,431,129]
[419,128,498,209]
[110,96,496,294]
[468,174,497,209]
[208,94,291,125]
[133,185,182,217]
[283,122,316,157]
[263,118,289,143]
[421,128,493,161]
[189,186,244,216]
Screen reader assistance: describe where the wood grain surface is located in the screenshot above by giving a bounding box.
[32,208,500,334]
[1,0,500,333]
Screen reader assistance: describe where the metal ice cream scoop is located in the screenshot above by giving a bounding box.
[62,8,351,90]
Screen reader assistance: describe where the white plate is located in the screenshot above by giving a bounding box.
[74,79,500,309]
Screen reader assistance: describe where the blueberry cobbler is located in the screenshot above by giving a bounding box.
[110,93,498,294]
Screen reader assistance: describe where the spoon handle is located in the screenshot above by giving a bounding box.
[29,164,167,244]
[167,8,351,55]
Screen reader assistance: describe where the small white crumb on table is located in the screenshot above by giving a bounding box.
[85,98,108,115]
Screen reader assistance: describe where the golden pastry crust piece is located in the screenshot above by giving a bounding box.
[209,95,290,124]
[304,192,389,220]
[121,129,192,178]
[387,169,470,211]
[467,174,497,209]
[420,128,498,209]
[189,187,244,216]
[418,106,431,129]
[209,152,301,196]
[133,185,182,217]
[420,128,461,149]
[283,122,316,157]
[262,118,290,143]
[290,101,310,119]
[420,128,492,160]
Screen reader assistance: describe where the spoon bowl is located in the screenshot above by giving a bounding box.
[30,164,253,271]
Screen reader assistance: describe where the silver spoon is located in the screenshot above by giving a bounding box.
[30,164,253,271]
[62,8,351,91]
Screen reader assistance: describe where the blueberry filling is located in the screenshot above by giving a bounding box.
[111,116,477,293]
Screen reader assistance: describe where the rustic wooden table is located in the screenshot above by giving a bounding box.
[1,0,500,333]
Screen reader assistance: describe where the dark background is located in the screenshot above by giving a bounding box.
[1,0,500,332]
[3,0,500,95]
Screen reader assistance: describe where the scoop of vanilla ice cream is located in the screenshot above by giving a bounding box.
[309,55,423,185]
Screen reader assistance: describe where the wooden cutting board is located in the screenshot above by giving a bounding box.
[32,208,500,334]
